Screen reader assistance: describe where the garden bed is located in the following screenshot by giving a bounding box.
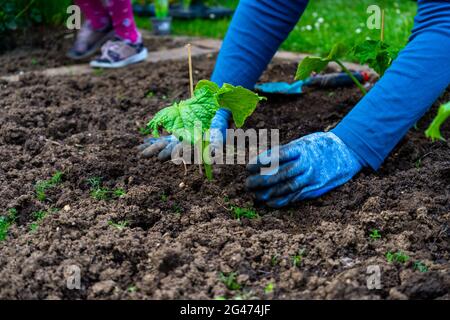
[0,50,449,299]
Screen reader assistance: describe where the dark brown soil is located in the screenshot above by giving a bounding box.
[0,29,186,76]
[0,46,449,300]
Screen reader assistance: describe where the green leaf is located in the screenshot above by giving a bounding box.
[195,79,220,93]
[295,43,347,80]
[193,79,265,128]
[352,40,396,76]
[327,42,347,60]
[146,77,265,185]
[295,56,330,81]
[147,86,220,144]
[425,101,450,142]
[218,84,265,128]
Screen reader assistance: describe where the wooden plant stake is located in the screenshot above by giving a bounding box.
[186,44,202,175]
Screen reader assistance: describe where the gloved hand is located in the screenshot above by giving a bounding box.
[138,108,231,161]
[246,132,363,208]
[138,135,179,161]
[209,108,232,151]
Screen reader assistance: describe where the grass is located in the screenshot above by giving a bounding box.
[35,171,64,201]
[136,0,417,61]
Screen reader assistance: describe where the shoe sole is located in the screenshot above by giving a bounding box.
[90,48,148,69]
[66,30,115,60]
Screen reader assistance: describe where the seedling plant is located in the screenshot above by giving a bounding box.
[219,272,241,291]
[231,206,258,220]
[386,251,409,264]
[108,220,129,230]
[292,248,305,268]
[146,46,265,181]
[369,229,381,240]
[296,40,397,96]
[413,260,428,273]
[29,209,57,232]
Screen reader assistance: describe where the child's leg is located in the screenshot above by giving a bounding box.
[75,0,111,30]
[104,0,141,43]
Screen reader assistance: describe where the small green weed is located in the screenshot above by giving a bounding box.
[172,203,183,215]
[264,282,275,294]
[0,208,17,241]
[108,220,129,230]
[231,206,258,220]
[127,286,138,293]
[386,251,410,264]
[413,261,428,273]
[35,171,63,201]
[88,177,126,200]
[369,229,381,240]
[219,272,241,291]
[29,209,57,232]
[270,254,279,267]
[93,68,104,76]
[292,249,305,268]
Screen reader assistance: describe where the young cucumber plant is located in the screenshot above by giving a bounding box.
[296,40,397,95]
[296,43,367,95]
[425,101,450,142]
[352,39,398,77]
[146,80,265,180]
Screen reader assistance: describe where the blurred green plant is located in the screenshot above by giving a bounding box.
[425,102,450,142]
[154,0,169,19]
[0,0,70,35]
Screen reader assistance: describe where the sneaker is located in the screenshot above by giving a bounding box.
[90,39,148,68]
[67,21,114,60]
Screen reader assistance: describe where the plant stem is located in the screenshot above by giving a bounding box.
[335,60,367,95]
[186,44,194,97]
[381,9,385,42]
[186,43,202,175]
[15,0,36,19]
[202,140,213,181]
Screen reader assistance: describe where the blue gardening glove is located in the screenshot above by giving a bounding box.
[246,132,363,208]
[138,135,180,161]
[209,108,232,150]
